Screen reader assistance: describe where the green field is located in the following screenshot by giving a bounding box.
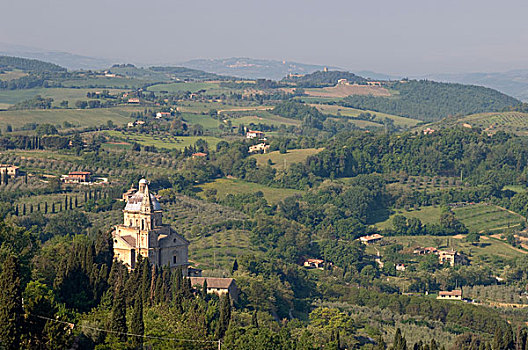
[453,203,525,233]
[251,148,323,169]
[374,206,443,230]
[196,178,302,204]
[313,104,420,128]
[104,130,224,150]
[181,112,221,130]
[0,107,138,130]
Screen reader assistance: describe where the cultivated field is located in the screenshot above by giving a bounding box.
[252,148,323,169]
[313,104,420,128]
[453,203,525,234]
[0,107,137,130]
[305,84,391,98]
[103,130,224,150]
[196,178,302,204]
[147,82,231,94]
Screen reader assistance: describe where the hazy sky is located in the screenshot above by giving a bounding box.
[2,0,528,75]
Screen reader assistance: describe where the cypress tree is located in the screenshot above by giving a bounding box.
[232,258,238,274]
[202,279,208,299]
[110,286,127,342]
[251,311,258,328]
[30,204,33,214]
[14,205,18,216]
[130,297,144,349]
[0,256,23,350]
[75,196,78,208]
[44,202,48,214]
[69,197,73,210]
[392,328,407,350]
[216,293,231,339]
[51,203,55,213]
[37,203,40,212]
[23,203,26,216]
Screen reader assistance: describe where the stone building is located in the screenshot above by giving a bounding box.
[113,179,189,271]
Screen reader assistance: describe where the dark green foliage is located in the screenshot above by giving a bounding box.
[0,256,23,350]
[130,297,144,349]
[110,282,127,343]
[391,328,407,350]
[342,80,520,122]
[272,100,326,129]
[217,293,232,338]
[43,210,90,240]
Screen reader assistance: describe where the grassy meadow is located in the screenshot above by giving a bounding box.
[103,130,224,150]
[313,104,419,128]
[196,178,302,204]
[251,148,323,169]
[0,107,137,130]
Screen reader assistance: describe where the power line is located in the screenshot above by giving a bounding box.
[30,314,221,348]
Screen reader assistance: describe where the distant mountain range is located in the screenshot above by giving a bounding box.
[0,42,115,70]
[421,71,528,102]
[1,42,528,101]
[179,58,340,80]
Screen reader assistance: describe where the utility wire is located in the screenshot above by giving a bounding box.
[30,314,221,347]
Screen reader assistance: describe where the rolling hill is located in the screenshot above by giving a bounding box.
[341,80,521,122]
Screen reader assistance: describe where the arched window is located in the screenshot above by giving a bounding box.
[141,219,144,230]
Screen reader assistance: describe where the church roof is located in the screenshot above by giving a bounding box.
[124,188,162,212]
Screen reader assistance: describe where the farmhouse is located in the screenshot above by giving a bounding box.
[113,179,189,271]
[0,164,20,177]
[190,277,239,301]
[303,258,324,269]
[359,234,383,245]
[437,290,462,300]
[337,78,349,85]
[62,171,92,183]
[156,112,171,119]
[438,250,460,267]
[128,98,140,104]
[367,81,382,86]
[246,130,265,139]
[249,143,270,154]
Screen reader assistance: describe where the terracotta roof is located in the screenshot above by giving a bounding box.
[439,290,462,296]
[189,277,235,289]
[192,152,207,157]
[69,171,91,175]
[360,234,383,241]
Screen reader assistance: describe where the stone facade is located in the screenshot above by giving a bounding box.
[113,179,189,271]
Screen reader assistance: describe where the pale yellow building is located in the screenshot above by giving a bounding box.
[113,179,189,271]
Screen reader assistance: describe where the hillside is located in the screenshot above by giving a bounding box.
[282,70,366,87]
[181,57,337,80]
[423,111,528,136]
[342,80,520,122]
[425,69,528,102]
[0,55,66,73]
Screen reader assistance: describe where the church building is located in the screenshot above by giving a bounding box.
[113,179,189,272]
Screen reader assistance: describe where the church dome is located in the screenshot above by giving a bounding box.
[124,180,162,212]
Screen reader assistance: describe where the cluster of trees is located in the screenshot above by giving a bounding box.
[9,95,54,110]
[281,70,366,87]
[342,80,520,122]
